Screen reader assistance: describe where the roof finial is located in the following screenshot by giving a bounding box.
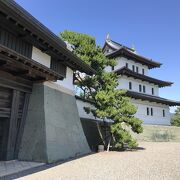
[131,44,136,52]
[106,33,110,41]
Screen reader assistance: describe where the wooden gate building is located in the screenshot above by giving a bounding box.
[0,0,94,162]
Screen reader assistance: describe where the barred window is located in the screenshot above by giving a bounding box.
[151,108,153,116]
[147,107,149,115]
[129,82,132,90]
[163,109,165,117]
[139,84,142,92]
[143,85,146,93]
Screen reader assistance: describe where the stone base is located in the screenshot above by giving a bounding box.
[18,84,90,163]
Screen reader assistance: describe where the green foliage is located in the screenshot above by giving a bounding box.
[171,107,180,127]
[60,30,143,149]
[61,30,116,71]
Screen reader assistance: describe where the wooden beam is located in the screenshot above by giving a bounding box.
[0,45,64,80]
[0,70,32,93]
[0,54,57,81]
[17,34,27,38]
[14,70,30,76]
[0,61,7,66]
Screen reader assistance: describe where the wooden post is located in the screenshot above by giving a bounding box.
[14,93,30,158]
[6,90,20,160]
[107,136,111,152]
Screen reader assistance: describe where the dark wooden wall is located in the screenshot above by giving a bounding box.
[51,58,67,78]
[0,28,67,78]
[0,28,32,58]
[0,86,12,160]
[0,86,12,118]
[0,117,9,160]
[0,78,31,160]
[0,18,69,161]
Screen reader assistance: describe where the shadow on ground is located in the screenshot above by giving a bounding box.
[2,146,146,180]
[110,146,146,152]
[1,152,94,180]
[134,146,146,151]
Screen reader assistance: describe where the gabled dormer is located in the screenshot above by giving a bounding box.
[103,34,117,55]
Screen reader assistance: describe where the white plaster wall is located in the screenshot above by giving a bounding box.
[76,99,112,122]
[76,99,97,120]
[104,46,114,55]
[105,65,112,72]
[31,46,75,93]
[31,46,51,68]
[55,67,74,92]
[131,99,171,125]
[76,98,170,125]
[118,76,159,96]
[44,67,75,95]
[114,57,149,75]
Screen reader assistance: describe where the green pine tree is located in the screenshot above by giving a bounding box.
[171,107,180,127]
[60,30,143,149]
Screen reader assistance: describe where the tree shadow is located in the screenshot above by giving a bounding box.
[133,146,146,151]
[109,145,146,152]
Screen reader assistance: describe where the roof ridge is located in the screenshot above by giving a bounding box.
[110,39,135,52]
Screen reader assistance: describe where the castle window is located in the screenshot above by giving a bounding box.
[143,85,146,93]
[139,84,142,92]
[132,65,135,72]
[129,82,132,90]
[136,66,139,73]
[147,107,149,115]
[142,69,145,75]
[126,63,128,68]
[163,109,165,117]
[51,58,67,76]
[151,108,153,116]
[106,49,110,53]
[152,88,154,95]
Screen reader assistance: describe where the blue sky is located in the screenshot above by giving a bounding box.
[16,0,180,112]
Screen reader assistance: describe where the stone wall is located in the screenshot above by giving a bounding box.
[18,84,90,163]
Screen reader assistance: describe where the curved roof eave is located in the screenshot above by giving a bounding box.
[126,91,180,106]
[106,47,162,69]
[115,67,173,87]
[0,0,96,75]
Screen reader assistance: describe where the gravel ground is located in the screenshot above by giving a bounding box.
[19,142,180,180]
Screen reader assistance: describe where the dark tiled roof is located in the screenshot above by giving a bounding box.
[75,92,180,107]
[127,91,180,106]
[115,67,173,87]
[106,47,162,69]
[102,39,135,52]
[0,0,95,75]
[103,39,161,69]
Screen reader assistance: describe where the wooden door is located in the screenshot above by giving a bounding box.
[0,86,12,160]
[0,86,30,160]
